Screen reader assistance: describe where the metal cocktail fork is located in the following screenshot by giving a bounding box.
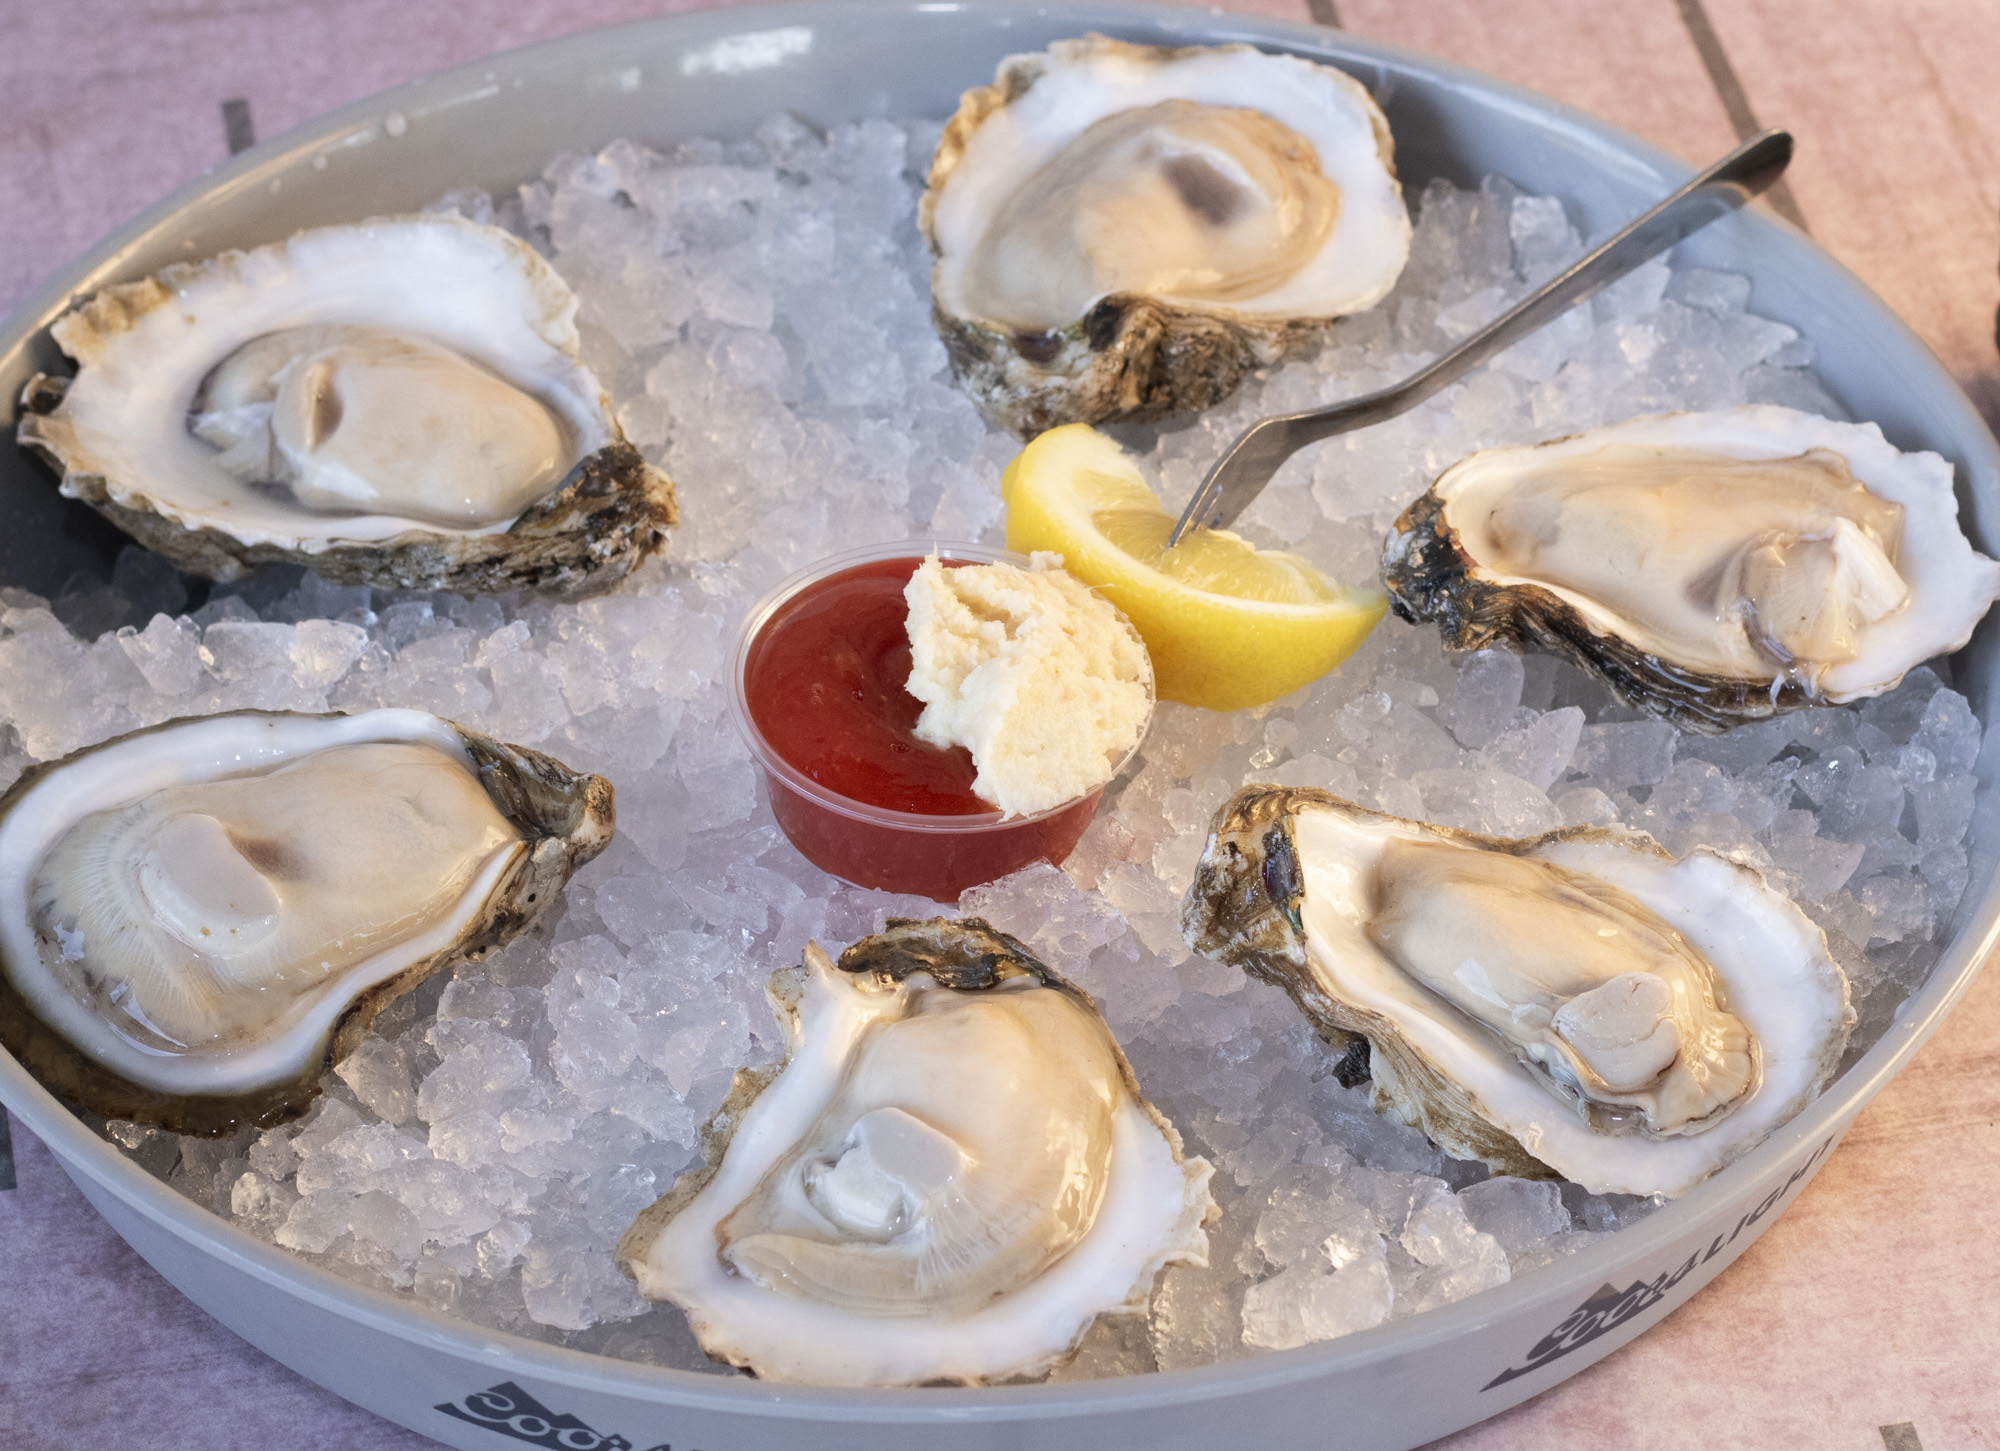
[1166,128,1796,547]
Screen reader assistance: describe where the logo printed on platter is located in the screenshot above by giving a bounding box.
[435,1380,687,1451]
[1482,1134,1837,1390]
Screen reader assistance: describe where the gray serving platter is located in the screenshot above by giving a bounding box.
[1,4,1996,1449]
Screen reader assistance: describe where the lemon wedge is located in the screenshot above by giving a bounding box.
[1002,424,1387,711]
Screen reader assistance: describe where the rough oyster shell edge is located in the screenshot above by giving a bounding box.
[1181,785,1557,1179]
[920,35,1400,439]
[617,916,1217,1385]
[0,710,614,1136]
[1384,482,1811,737]
[17,259,678,598]
[1380,407,2000,733]
[1181,784,1855,1190]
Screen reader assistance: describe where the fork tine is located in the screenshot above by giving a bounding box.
[1168,416,1296,546]
[1167,446,1235,546]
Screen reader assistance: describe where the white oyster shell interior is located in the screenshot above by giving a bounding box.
[190,323,572,528]
[1435,407,2000,700]
[931,43,1409,331]
[625,944,1213,1385]
[0,711,523,1098]
[47,216,614,549]
[1290,806,1852,1197]
[1369,836,1759,1137]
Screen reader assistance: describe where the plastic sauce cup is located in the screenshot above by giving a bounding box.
[730,541,1150,902]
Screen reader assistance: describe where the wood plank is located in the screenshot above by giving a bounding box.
[0,0,710,314]
[1338,0,1742,166]
[1701,0,2000,430]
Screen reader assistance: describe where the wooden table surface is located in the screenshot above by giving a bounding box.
[3,2,1998,1448]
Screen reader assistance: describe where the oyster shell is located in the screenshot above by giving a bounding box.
[0,709,612,1135]
[922,35,1409,436]
[16,215,677,595]
[618,917,1215,1386]
[1382,406,2000,730]
[1182,787,1852,1197]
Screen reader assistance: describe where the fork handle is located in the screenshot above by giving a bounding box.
[1170,127,1795,544]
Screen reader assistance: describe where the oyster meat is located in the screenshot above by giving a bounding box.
[1183,787,1853,1197]
[619,917,1215,1386]
[1383,406,2000,730]
[0,709,612,1134]
[923,35,1409,435]
[17,215,677,595]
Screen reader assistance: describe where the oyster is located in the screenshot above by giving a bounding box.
[0,709,612,1134]
[619,917,1215,1386]
[1183,787,1853,1197]
[922,35,1409,436]
[17,215,677,595]
[1383,406,2000,730]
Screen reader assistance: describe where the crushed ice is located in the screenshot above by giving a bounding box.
[5,111,1980,1375]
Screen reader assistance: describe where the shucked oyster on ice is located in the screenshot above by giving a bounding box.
[17,215,677,596]
[0,709,612,1135]
[922,35,1410,436]
[619,917,1215,1386]
[1383,406,2000,731]
[1183,788,1852,1198]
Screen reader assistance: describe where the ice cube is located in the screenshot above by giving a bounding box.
[1441,650,1523,748]
[1240,1252,1395,1350]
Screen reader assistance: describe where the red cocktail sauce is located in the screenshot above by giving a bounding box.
[742,557,988,814]
[737,553,1106,901]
